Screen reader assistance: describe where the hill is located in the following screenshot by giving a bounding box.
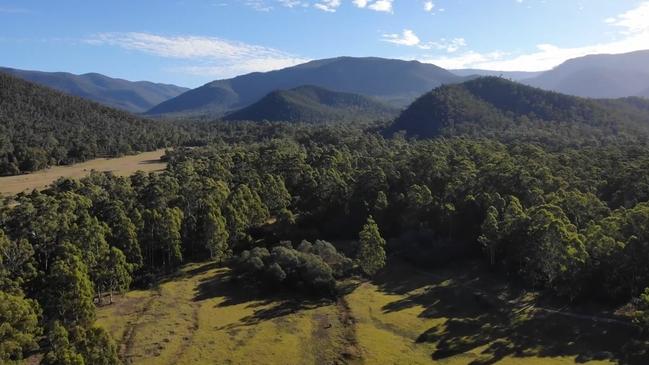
[146,57,463,116]
[0,72,183,175]
[451,69,543,80]
[223,85,398,123]
[523,50,649,98]
[387,76,649,139]
[0,67,188,113]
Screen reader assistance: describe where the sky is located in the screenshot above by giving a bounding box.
[1,0,648,87]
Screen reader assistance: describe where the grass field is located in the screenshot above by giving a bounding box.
[97,259,646,365]
[0,149,168,196]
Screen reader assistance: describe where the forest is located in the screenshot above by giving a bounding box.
[5,74,649,363]
[5,117,649,363]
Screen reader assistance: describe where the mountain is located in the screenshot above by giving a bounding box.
[0,67,189,113]
[451,69,543,80]
[146,57,464,117]
[223,85,398,123]
[0,71,182,175]
[523,50,649,98]
[386,77,649,139]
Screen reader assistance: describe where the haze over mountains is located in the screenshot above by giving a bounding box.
[224,85,398,123]
[521,50,649,99]
[146,57,464,117]
[0,67,188,113]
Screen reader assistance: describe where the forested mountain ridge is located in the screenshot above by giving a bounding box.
[523,50,649,98]
[0,72,186,176]
[146,57,463,117]
[387,76,649,139]
[223,85,398,123]
[0,67,188,113]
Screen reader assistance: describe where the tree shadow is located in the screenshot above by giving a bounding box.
[374,259,649,365]
[193,268,333,330]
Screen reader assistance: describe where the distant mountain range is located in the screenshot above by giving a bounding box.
[3,50,648,120]
[146,57,465,117]
[522,50,649,98]
[387,76,649,139]
[0,67,188,113]
[224,85,398,123]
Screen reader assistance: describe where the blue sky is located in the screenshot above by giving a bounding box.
[1,0,648,87]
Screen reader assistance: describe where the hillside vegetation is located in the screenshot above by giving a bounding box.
[224,85,398,123]
[0,72,186,175]
[1,67,188,113]
[387,76,649,140]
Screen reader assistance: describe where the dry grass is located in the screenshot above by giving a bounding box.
[0,149,167,196]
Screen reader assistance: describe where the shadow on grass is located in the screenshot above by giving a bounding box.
[193,268,333,329]
[373,259,649,365]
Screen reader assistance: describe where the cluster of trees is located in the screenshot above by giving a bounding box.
[234,240,352,295]
[9,112,649,361]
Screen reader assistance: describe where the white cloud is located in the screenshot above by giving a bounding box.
[314,0,341,12]
[353,0,393,12]
[605,2,649,33]
[423,1,434,12]
[86,32,307,79]
[423,1,649,71]
[382,29,466,53]
[382,29,421,47]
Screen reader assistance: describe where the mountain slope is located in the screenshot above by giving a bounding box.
[451,69,544,80]
[523,50,649,98]
[223,85,398,123]
[387,77,649,139]
[0,72,182,175]
[146,57,463,116]
[0,67,188,113]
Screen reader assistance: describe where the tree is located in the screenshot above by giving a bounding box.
[357,216,387,276]
[97,247,132,304]
[73,326,121,365]
[42,322,84,365]
[478,206,500,267]
[0,290,42,362]
[42,244,95,328]
[204,207,230,262]
[0,229,36,293]
[100,201,142,270]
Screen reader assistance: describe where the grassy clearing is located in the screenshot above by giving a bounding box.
[0,149,167,196]
[97,263,353,365]
[349,259,639,365]
[97,259,646,365]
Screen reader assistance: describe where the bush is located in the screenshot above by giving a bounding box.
[233,240,353,295]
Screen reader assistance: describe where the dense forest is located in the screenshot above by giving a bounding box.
[5,75,649,363]
[5,119,649,362]
[0,72,190,176]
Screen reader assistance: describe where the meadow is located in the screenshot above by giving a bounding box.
[0,149,167,196]
[97,259,640,365]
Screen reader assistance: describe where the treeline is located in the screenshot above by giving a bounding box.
[7,120,649,362]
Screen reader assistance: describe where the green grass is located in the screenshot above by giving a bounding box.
[97,259,646,365]
[97,264,352,365]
